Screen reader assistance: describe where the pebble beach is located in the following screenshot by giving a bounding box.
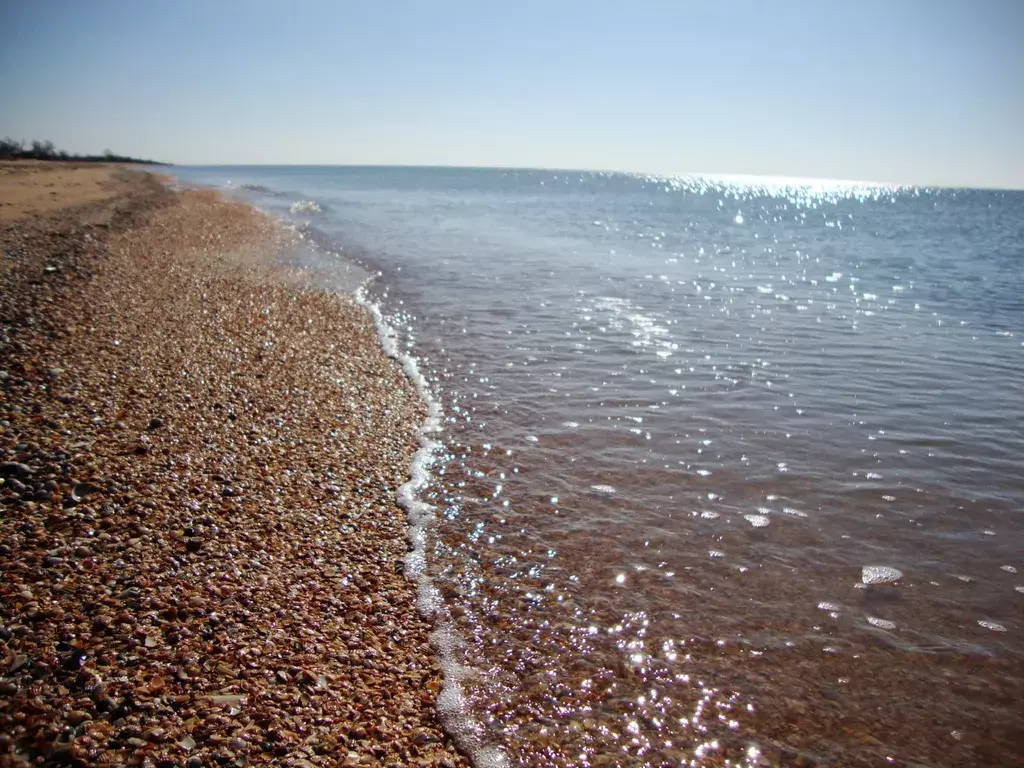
[0,163,468,767]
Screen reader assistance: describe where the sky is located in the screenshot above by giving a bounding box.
[1,0,1022,188]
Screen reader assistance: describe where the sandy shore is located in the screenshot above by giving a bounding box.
[0,161,127,223]
[0,163,467,767]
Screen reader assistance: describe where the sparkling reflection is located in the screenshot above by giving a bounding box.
[331,169,1024,766]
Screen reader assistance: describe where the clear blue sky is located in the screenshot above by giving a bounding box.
[2,0,1022,188]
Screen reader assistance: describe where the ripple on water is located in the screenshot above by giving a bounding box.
[744,514,770,527]
[289,199,323,214]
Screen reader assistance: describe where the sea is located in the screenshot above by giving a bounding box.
[168,166,1024,768]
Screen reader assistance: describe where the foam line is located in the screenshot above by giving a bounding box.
[355,279,507,768]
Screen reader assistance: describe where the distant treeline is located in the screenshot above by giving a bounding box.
[0,138,164,165]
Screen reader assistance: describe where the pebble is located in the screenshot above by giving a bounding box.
[0,461,33,477]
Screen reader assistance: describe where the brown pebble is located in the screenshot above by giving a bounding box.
[67,710,91,725]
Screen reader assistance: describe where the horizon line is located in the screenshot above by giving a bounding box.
[175,162,1024,192]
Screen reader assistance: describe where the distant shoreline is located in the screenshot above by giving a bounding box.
[0,138,166,166]
[0,155,167,166]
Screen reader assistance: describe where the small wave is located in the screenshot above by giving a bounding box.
[978,620,1007,632]
[290,199,324,215]
[355,281,506,768]
[239,183,271,192]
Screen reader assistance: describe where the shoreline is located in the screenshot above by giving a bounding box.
[0,164,467,766]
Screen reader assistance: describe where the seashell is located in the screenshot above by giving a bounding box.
[71,482,103,503]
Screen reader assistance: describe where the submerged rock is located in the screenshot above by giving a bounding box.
[861,565,903,585]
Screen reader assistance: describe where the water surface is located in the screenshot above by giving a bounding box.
[173,166,1024,767]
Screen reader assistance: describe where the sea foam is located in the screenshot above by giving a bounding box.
[355,278,507,768]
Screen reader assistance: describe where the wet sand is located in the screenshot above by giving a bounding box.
[0,164,467,767]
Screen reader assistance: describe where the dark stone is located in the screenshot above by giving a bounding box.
[0,461,34,477]
[62,649,88,671]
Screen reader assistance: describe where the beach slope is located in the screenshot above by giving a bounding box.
[0,163,467,767]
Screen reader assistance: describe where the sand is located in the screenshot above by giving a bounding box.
[0,164,468,767]
[0,161,128,222]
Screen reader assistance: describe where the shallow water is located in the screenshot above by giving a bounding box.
[172,167,1024,767]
